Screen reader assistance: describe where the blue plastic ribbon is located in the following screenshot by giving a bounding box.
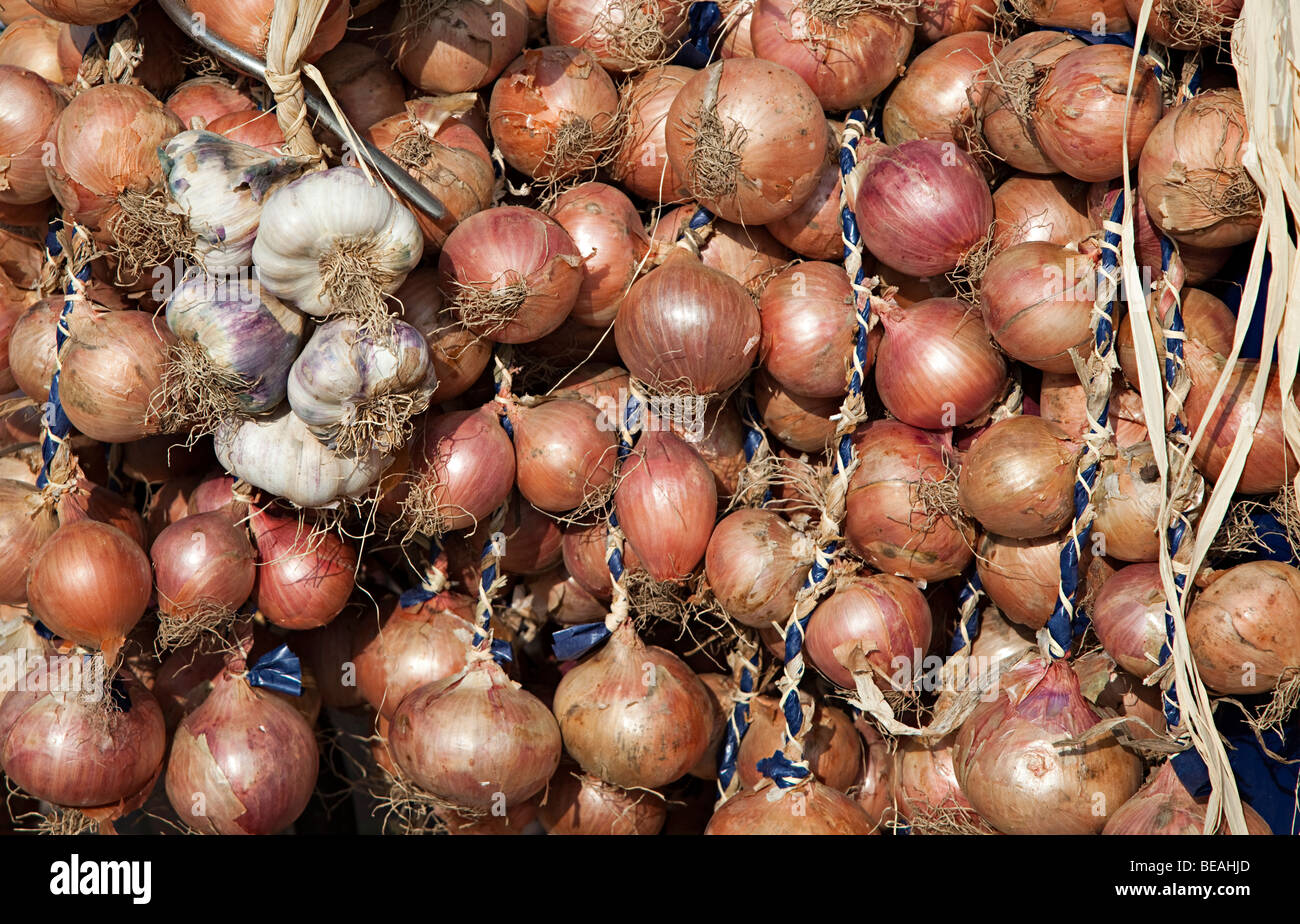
[552,621,611,661]
[948,569,984,656]
[36,221,84,491]
[32,620,55,641]
[247,644,303,697]
[754,751,811,787]
[399,585,436,608]
[674,1,721,68]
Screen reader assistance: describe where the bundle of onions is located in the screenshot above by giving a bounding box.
[1104,761,1270,834]
[706,778,876,833]
[249,505,357,631]
[978,31,1084,174]
[0,670,164,810]
[1182,340,1296,495]
[550,183,651,327]
[367,96,496,250]
[1186,560,1300,695]
[609,65,692,203]
[1091,442,1167,562]
[736,696,862,791]
[0,66,62,206]
[315,43,406,135]
[400,406,516,534]
[1116,288,1235,389]
[883,32,998,146]
[0,479,57,604]
[546,0,688,72]
[206,110,286,153]
[539,764,668,835]
[393,0,529,94]
[665,58,829,224]
[1138,88,1261,248]
[614,249,760,397]
[705,508,813,628]
[764,134,844,260]
[553,619,713,788]
[151,510,256,646]
[164,77,257,130]
[504,397,618,513]
[1087,182,1231,285]
[958,415,1079,539]
[27,521,151,658]
[440,205,583,343]
[894,731,994,833]
[1121,0,1241,50]
[614,429,717,581]
[394,269,492,403]
[185,0,348,61]
[758,262,860,398]
[873,298,1008,429]
[991,174,1091,251]
[805,572,932,690]
[354,591,476,718]
[844,420,975,582]
[953,658,1142,834]
[390,657,562,812]
[651,206,793,291]
[166,655,319,834]
[1091,562,1168,679]
[1011,0,1130,29]
[488,46,621,182]
[854,140,993,277]
[0,16,80,85]
[980,241,1096,372]
[976,529,1085,630]
[917,0,996,40]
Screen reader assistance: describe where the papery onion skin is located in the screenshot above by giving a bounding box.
[404,406,517,532]
[651,205,793,292]
[1012,0,1130,30]
[164,77,257,131]
[550,182,651,327]
[1121,0,1241,50]
[250,505,358,631]
[395,269,492,404]
[207,109,286,153]
[539,766,668,835]
[894,732,994,833]
[1186,560,1300,695]
[0,65,63,205]
[805,572,933,690]
[151,511,256,620]
[918,0,996,40]
[57,478,149,549]
[610,65,693,203]
[980,241,1096,372]
[186,0,348,61]
[1092,442,1166,563]
[705,508,811,628]
[1087,182,1231,285]
[764,139,843,260]
[507,398,618,513]
[976,529,1087,630]
[978,31,1084,174]
[991,173,1092,251]
[1103,760,1271,835]
[1091,562,1168,680]
[6,298,63,402]
[26,0,134,26]
[882,32,998,146]
[958,415,1078,539]
[754,369,838,452]
[0,479,56,604]
[1116,287,1235,392]
[394,0,530,94]
[466,493,565,575]
[706,779,876,834]
[758,261,859,398]
[736,696,862,792]
[0,16,81,85]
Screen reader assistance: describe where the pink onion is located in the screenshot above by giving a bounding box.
[704,508,812,628]
[805,572,932,690]
[1186,560,1300,695]
[958,415,1079,539]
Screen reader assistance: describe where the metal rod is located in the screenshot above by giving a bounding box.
[157,0,446,221]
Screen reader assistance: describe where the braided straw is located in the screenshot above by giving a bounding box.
[266,0,332,159]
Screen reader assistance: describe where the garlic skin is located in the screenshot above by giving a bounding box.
[214,406,393,508]
[251,166,424,318]
[166,269,306,414]
[160,130,308,274]
[287,317,436,452]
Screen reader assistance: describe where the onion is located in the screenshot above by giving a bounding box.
[391,658,561,811]
[656,399,748,500]
[958,415,1079,539]
[439,205,583,343]
[165,656,319,834]
[1121,0,1241,50]
[0,66,62,206]
[805,572,933,690]
[706,779,876,833]
[614,428,718,581]
[758,261,862,398]
[151,510,256,629]
[705,508,812,628]
[610,65,692,203]
[954,657,1142,833]
[976,529,1087,630]
[562,519,644,601]
[189,472,250,521]
[250,505,358,631]
[615,249,760,396]
[852,717,895,831]
[736,695,862,791]
[186,0,348,61]
[978,31,1084,174]
[538,765,668,834]
[1039,370,1148,448]
[665,58,829,224]
[756,375,837,456]
[652,206,793,292]
[488,45,621,182]
[393,269,491,404]
[1137,88,1260,248]
[1183,340,1297,495]
[764,135,844,260]
[1087,182,1231,285]
[1103,761,1270,835]
[402,406,517,533]
[466,491,565,575]
[0,670,164,809]
[144,476,199,545]
[553,619,713,788]
[1011,0,1130,29]
[883,32,998,146]
[1091,562,1168,680]
[164,77,256,131]
[874,297,1008,429]
[894,731,994,833]
[1186,560,1300,695]
[719,0,755,57]
[57,306,175,443]
[206,109,286,153]
[296,607,366,709]
[854,140,993,277]
[991,173,1092,251]
[0,226,43,289]
[550,182,651,327]
[6,298,62,402]
[0,16,80,85]
[55,478,147,549]
[845,419,975,582]
[546,0,688,72]
[1116,287,1235,390]
[315,43,406,136]
[535,568,612,625]
[26,0,133,24]
[917,0,996,40]
[354,591,476,718]
[505,397,618,513]
[687,673,730,779]
[1091,442,1166,562]
[394,0,529,94]
[980,241,1096,373]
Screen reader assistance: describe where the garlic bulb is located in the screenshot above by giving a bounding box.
[287,317,436,455]
[163,269,306,423]
[214,406,392,508]
[251,166,424,326]
[160,130,308,274]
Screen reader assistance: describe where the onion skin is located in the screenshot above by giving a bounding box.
[918,0,996,40]
[705,508,811,628]
[1103,761,1271,835]
[1092,442,1165,563]
[882,32,998,146]
[758,261,860,398]
[549,182,650,327]
[754,369,839,452]
[165,665,319,835]
[610,65,692,203]
[545,0,688,73]
[991,173,1092,251]
[0,16,81,85]
[894,732,994,832]
[394,0,530,94]
[614,428,718,581]
[1186,561,1300,695]
[954,658,1143,834]
[315,44,406,137]
[845,420,974,582]
[538,767,667,835]
[0,478,58,604]
[958,415,1078,539]
[164,77,257,131]
[977,529,1088,630]
[295,609,367,709]
[764,141,843,260]
[151,511,257,620]
[736,697,862,792]
[404,407,517,532]
[394,269,492,404]
[563,519,643,601]
[706,779,876,834]
[207,109,286,153]
[463,492,565,575]
[390,659,562,812]
[1088,182,1231,285]
[553,620,713,789]
[1121,0,1242,50]
[980,241,1096,372]
[1091,563,1167,680]
[186,0,348,61]
[645,400,748,501]
[507,398,618,513]
[805,573,933,690]
[687,673,730,779]
[979,31,1084,174]
[652,205,793,291]
[0,65,63,205]
[1116,287,1235,389]
[1012,0,1130,30]
[249,506,358,631]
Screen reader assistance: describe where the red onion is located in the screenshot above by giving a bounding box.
[402,407,517,533]
[1117,287,1235,390]
[705,508,812,628]
[854,140,994,277]
[1186,560,1300,695]
[394,0,530,94]
[562,519,644,601]
[958,415,1079,538]
[805,572,933,690]
[250,505,358,631]
[550,182,651,327]
[0,16,80,85]
[0,65,62,206]
[976,529,1086,630]
[534,568,613,625]
[874,297,1008,429]
[553,619,713,788]
[918,0,996,40]
[883,32,998,146]
[54,476,146,549]
[978,31,1084,174]
[954,658,1143,833]
[845,419,975,582]
[980,241,1096,372]
[610,64,692,203]
[0,478,56,604]
[1103,761,1270,834]
[538,765,668,834]
[465,491,565,575]
[991,173,1092,251]
[188,471,250,521]
[894,731,995,833]
[545,0,688,72]
[758,261,862,398]
[652,206,793,292]
[665,58,829,224]
[1091,562,1168,680]
[1121,0,1242,50]
[164,77,256,130]
[354,591,476,718]
[706,779,876,833]
[394,269,492,404]
[851,717,895,831]
[646,399,749,500]
[736,695,862,791]
[506,397,618,513]
[440,205,583,344]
